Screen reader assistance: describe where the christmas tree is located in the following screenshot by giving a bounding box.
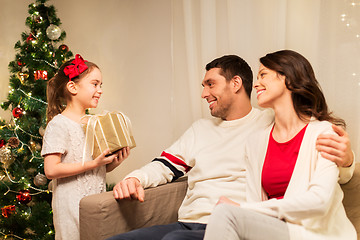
[0,0,73,239]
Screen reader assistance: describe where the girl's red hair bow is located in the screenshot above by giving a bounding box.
[63,54,88,81]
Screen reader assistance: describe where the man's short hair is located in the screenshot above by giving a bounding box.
[206,55,253,99]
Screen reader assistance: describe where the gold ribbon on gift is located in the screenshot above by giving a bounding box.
[82,111,136,165]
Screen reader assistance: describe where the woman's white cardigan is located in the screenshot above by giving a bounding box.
[241,120,357,240]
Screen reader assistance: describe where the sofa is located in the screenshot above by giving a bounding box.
[79,163,360,240]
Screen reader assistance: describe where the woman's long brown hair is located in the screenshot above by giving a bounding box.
[260,50,345,128]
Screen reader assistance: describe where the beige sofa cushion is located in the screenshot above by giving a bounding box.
[80,177,187,240]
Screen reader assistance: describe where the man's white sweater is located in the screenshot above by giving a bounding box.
[126,108,273,224]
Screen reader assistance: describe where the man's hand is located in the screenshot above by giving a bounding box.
[113,177,145,202]
[216,196,240,207]
[316,124,353,167]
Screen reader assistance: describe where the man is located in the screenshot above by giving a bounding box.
[108,55,354,240]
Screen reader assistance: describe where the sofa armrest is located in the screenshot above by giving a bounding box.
[79,177,187,240]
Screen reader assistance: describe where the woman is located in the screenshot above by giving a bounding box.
[203,50,356,240]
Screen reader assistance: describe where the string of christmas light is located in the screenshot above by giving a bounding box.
[340,0,360,40]
[17,88,48,105]
[31,58,58,69]
[14,122,43,140]
[2,168,50,194]
[0,232,25,240]
[0,118,50,195]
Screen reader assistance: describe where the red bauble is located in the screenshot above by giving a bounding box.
[12,107,24,118]
[0,139,5,148]
[1,205,16,218]
[17,60,24,66]
[16,190,32,204]
[59,44,69,52]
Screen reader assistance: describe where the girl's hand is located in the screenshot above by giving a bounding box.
[94,149,117,167]
[216,196,240,207]
[106,147,130,172]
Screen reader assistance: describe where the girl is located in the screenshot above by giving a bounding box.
[203,50,356,240]
[41,54,130,240]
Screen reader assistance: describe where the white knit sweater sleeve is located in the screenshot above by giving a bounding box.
[124,122,196,189]
[242,153,339,224]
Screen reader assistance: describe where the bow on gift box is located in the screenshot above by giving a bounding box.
[63,54,88,81]
[81,111,136,165]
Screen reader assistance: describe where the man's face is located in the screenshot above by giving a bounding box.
[201,68,234,120]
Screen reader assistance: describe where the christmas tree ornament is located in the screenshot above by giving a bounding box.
[1,205,16,218]
[29,138,36,151]
[59,44,69,52]
[0,139,5,148]
[12,107,24,118]
[34,15,42,24]
[25,228,36,235]
[34,173,47,187]
[35,143,42,151]
[16,190,32,204]
[46,24,61,40]
[27,168,36,174]
[17,60,25,66]
[7,137,20,148]
[34,70,48,80]
[0,146,13,168]
[39,126,45,136]
[17,71,29,84]
[26,33,36,43]
[47,180,53,192]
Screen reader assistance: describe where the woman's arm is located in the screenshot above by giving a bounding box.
[44,149,116,179]
[242,153,339,224]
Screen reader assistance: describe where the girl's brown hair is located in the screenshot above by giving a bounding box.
[46,58,99,123]
[260,50,345,128]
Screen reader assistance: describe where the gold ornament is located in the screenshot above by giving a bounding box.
[29,138,36,151]
[7,137,20,148]
[35,143,42,151]
[47,180,53,192]
[17,72,29,84]
[39,126,45,137]
[25,228,36,235]
[0,146,13,168]
[34,173,47,187]
[27,168,36,174]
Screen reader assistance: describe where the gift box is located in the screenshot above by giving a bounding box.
[82,111,136,162]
